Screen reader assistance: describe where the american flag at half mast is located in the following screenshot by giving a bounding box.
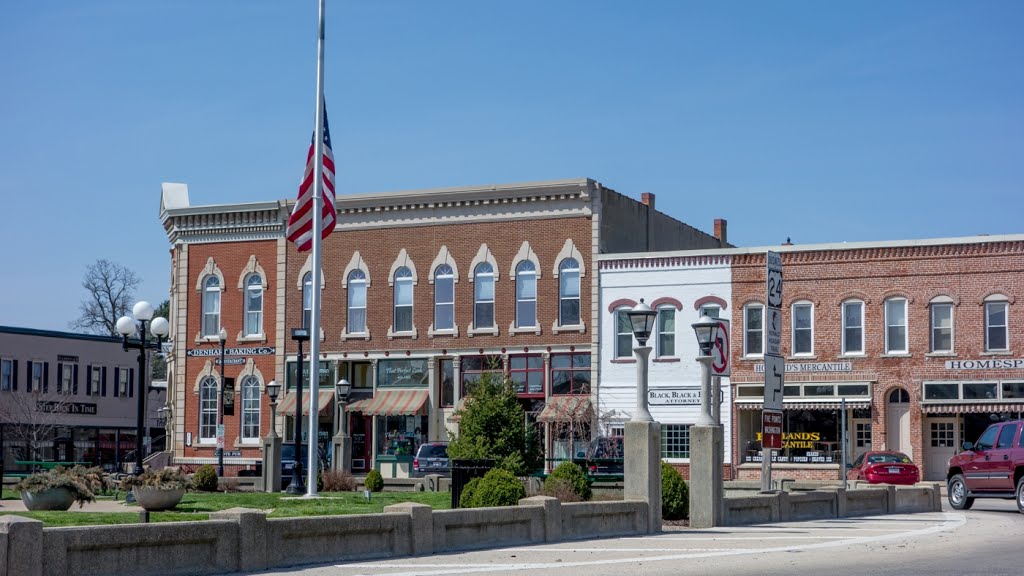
[286,106,336,252]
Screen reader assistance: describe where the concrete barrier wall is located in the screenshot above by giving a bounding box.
[560,500,647,540]
[787,491,838,521]
[264,512,412,567]
[433,505,546,552]
[721,484,940,526]
[844,487,892,516]
[722,494,779,526]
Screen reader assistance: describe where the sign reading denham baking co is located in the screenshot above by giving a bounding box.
[186,346,276,357]
[649,387,702,405]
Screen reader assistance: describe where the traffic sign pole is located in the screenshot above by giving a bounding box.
[762,251,784,492]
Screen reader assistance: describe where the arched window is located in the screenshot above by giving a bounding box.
[842,300,865,355]
[199,376,218,441]
[884,297,908,354]
[347,270,367,334]
[202,276,221,337]
[515,261,537,328]
[888,388,910,404]
[244,274,263,337]
[301,272,313,329]
[614,308,633,358]
[241,376,261,442]
[558,258,580,326]
[434,264,454,331]
[393,266,414,332]
[474,263,495,329]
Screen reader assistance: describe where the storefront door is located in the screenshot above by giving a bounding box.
[924,417,958,481]
[350,413,372,472]
[886,389,912,459]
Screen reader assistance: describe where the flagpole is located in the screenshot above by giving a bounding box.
[306,0,327,497]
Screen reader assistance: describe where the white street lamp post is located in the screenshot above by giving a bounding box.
[626,299,657,422]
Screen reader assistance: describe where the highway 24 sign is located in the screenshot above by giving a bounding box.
[766,251,783,308]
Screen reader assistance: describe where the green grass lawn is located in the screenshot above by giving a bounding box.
[0,490,450,527]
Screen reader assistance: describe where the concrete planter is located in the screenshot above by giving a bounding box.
[133,486,185,511]
[21,487,76,511]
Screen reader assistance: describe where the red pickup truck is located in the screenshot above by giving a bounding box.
[946,419,1024,513]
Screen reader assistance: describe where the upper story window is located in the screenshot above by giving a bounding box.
[0,359,11,391]
[842,300,865,355]
[930,299,954,353]
[88,366,101,396]
[30,362,43,393]
[509,354,544,396]
[347,270,367,334]
[118,367,129,396]
[657,307,676,358]
[558,258,581,326]
[202,275,221,337]
[434,264,454,331]
[743,304,764,357]
[393,266,414,333]
[614,308,633,359]
[301,272,313,329]
[985,296,1009,352]
[58,363,73,394]
[885,298,908,354]
[244,274,263,337]
[473,263,495,329]
[515,261,537,328]
[460,354,503,397]
[241,376,261,442]
[199,376,218,441]
[699,304,721,319]
[791,301,813,356]
[551,352,590,395]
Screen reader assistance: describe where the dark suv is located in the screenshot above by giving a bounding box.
[413,442,450,477]
[946,419,1024,513]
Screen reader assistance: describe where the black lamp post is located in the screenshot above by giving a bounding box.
[116,301,169,476]
[287,327,310,495]
[217,327,227,477]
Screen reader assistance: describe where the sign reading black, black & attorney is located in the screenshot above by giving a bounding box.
[377,359,429,388]
[36,401,97,415]
[649,387,701,405]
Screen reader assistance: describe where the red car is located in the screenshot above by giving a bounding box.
[846,451,920,485]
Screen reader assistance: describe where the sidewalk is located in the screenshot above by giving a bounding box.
[1,496,137,513]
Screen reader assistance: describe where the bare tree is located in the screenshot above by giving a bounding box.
[0,389,76,463]
[70,259,140,336]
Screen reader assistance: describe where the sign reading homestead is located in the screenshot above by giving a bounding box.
[187,346,275,357]
[755,361,852,373]
[945,358,1024,370]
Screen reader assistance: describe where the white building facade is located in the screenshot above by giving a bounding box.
[597,252,733,477]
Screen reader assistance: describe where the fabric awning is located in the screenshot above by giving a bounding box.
[921,403,1024,414]
[736,401,871,411]
[277,390,335,416]
[537,395,593,423]
[346,389,429,416]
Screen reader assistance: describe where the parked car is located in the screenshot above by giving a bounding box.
[280,444,327,490]
[413,442,450,477]
[580,436,624,478]
[846,451,919,485]
[946,419,1024,513]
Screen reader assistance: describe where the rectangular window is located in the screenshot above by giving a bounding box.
[394,279,413,332]
[843,301,864,354]
[610,425,625,437]
[460,355,503,397]
[550,353,590,395]
[661,424,691,459]
[792,303,813,355]
[434,276,454,331]
[924,382,958,400]
[657,309,675,358]
[1002,382,1024,399]
[0,359,11,391]
[439,359,454,408]
[474,275,495,329]
[963,382,997,400]
[615,311,633,359]
[929,303,953,353]
[515,271,537,328]
[119,368,130,396]
[985,301,1008,351]
[509,354,544,396]
[744,305,763,356]
[930,422,955,448]
[90,367,102,396]
[855,422,872,448]
[885,299,908,353]
[699,305,720,319]
[60,364,73,394]
[31,362,43,393]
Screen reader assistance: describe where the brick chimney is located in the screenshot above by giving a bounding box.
[714,218,727,245]
[641,192,655,209]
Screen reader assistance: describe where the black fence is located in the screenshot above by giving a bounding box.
[450,459,493,508]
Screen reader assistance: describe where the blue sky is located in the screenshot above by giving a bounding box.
[2,1,1022,331]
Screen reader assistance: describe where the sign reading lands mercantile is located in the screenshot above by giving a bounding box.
[186,347,275,357]
[649,387,701,405]
[945,358,1024,370]
[754,362,852,373]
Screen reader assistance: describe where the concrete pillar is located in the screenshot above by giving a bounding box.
[210,508,268,573]
[0,515,43,576]
[332,393,351,473]
[689,424,724,528]
[519,495,562,542]
[384,502,433,556]
[262,408,282,493]
[624,420,662,533]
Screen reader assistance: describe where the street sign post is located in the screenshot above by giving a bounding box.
[763,354,784,412]
[766,307,783,357]
[762,410,783,450]
[762,250,784,491]
[766,251,783,308]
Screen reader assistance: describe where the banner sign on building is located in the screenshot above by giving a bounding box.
[755,362,853,373]
[945,359,1024,370]
[36,401,97,415]
[377,358,429,388]
[649,387,702,405]
[186,346,276,357]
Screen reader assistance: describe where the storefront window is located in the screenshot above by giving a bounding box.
[439,359,454,407]
[351,362,371,388]
[551,353,590,395]
[509,354,544,396]
[460,355,503,397]
[286,361,334,390]
[377,415,427,457]
[377,359,429,388]
[739,408,871,464]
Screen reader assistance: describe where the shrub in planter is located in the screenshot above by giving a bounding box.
[661,461,689,520]
[545,461,591,501]
[120,468,192,511]
[460,468,526,508]
[322,470,357,492]
[192,464,219,492]
[364,469,384,492]
[16,466,113,510]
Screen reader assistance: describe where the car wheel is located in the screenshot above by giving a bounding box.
[948,474,974,510]
[1016,477,1024,514]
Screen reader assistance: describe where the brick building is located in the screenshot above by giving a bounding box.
[159,179,727,476]
[594,235,1024,483]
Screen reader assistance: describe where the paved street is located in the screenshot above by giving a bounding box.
[255,500,1022,576]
